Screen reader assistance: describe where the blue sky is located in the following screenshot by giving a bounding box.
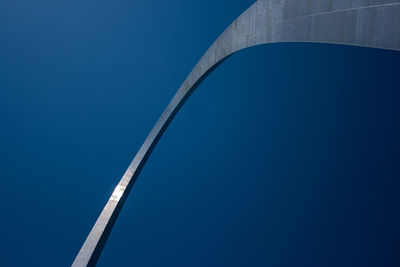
[0,0,399,266]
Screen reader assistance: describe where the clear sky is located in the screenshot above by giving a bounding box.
[0,0,399,266]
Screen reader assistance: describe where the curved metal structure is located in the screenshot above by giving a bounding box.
[72,0,400,266]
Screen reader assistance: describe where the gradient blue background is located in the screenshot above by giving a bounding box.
[0,0,399,266]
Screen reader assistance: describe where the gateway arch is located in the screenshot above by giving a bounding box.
[72,0,400,266]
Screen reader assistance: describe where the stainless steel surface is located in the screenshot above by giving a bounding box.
[72,0,400,266]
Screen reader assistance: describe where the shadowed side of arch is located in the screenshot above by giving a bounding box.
[72,0,400,266]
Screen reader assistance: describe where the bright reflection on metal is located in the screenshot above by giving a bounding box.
[110,185,125,202]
